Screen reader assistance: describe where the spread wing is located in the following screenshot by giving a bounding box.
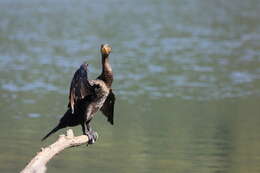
[100,90,115,125]
[68,63,94,113]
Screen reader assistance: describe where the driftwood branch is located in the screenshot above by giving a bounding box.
[21,129,89,173]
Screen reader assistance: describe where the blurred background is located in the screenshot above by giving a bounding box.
[0,0,260,172]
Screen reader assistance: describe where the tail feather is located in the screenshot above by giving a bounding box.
[41,109,82,141]
[41,125,62,141]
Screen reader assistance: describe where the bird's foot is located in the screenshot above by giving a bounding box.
[86,130,98,145]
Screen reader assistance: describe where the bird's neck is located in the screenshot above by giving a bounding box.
[99,55,113,87]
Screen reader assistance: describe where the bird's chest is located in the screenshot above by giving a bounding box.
[86,93,107,117]
[87,79,110,115]
[92,93,108,110]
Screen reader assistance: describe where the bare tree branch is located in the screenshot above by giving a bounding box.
[20,129,89,173]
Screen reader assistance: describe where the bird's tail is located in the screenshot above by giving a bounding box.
[41,125,62,141]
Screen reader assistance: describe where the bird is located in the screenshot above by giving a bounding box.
[41,44,115,144]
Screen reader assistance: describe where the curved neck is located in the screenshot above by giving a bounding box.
[99,54,113,87]
[102,55,112,73]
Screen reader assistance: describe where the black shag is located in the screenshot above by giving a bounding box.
[42,44,115,144]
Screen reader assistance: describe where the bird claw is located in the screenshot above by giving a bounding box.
[86,131,98,145]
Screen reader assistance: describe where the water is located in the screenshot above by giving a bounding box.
[0,0,260,172]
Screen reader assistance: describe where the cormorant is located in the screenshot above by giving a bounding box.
[41,44,115,144]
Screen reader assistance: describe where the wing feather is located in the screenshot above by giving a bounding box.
[68,63,94,113]
[100,90,115,125]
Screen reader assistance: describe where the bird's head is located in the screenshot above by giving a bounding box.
[80,63,88,72]
[100,44,112,57]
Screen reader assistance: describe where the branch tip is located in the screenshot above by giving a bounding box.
[66,129,74,138]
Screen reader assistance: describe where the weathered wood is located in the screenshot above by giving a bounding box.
[20,129,89,173]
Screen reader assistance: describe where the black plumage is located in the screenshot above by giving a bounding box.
[42,44,115,144]
[68,63,93,114]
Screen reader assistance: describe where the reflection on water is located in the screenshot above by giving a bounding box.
[0,0,260,172]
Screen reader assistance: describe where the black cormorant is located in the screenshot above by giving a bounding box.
[41,44,115,144]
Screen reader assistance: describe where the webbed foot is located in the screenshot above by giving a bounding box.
[86,130,98,145]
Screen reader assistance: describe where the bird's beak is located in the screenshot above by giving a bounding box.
[101,44,112,55]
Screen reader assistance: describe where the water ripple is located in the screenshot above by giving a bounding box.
[0,0,259,102]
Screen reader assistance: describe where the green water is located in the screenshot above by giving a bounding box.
[0,0,260,172]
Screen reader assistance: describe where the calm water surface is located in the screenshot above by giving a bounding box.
[0,0,260,172]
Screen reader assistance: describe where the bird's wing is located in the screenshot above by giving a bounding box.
[68,63,94,113]
[100,90,115,125]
